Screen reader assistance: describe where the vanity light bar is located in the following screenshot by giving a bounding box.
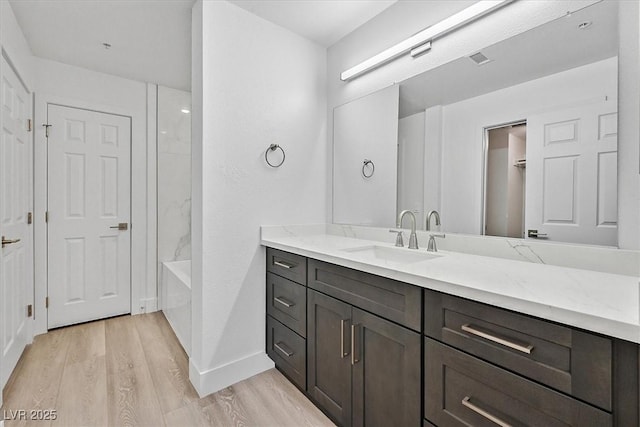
[340,0,512,81]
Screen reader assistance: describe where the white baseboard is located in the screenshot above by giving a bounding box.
[189,351,274,397]
[133,297,158,315]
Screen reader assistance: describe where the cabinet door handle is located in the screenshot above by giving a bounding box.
[461,324,534,355]
[462,397,512,427]
[340,319,350,358]
[273,260,294,269]
[274,296,294,308]
[351,324,360,365]
[274,342,294,357]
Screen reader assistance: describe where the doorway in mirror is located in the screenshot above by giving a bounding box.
[484,123,526,239]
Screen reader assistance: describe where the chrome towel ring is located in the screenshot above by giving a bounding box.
[362,159,375,178]
[265,144,285,168]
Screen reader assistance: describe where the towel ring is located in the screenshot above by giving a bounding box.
[265,144,285,168]
[362,159,375,178]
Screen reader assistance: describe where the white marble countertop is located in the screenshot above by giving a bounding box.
[261,224,640,343]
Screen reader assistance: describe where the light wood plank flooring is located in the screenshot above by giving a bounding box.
[2,312,334,427]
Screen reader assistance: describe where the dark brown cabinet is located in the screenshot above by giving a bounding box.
[425,338,612,426]
[265,247,640,427]
[307,289,420,427]
[307,289,352,426]
[424,290,613,410]
[424,289,640,427]
[266,248,308,390]
[351,308,420,427]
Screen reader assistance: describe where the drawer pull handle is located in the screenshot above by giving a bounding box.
[340,319,350,358]
[351,324,360,365]
[462,397,512,427]
[274,296,294,308]
[274,342,294,357]
[461,324,534,355]
[273,260,295,269]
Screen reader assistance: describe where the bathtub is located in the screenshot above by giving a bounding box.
[161,260,191,356]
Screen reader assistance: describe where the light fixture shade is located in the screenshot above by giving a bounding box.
[341,0,512,81]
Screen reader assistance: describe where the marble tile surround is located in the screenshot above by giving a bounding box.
[158,86,191,265]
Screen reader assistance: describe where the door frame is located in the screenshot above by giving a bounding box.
[481,119,526,237]
[34,92,154,335]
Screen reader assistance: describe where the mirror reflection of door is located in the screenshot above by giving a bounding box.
[526,100,618,246]
[484,123,526,238]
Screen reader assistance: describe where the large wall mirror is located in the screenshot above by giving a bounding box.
[333,1,626,247]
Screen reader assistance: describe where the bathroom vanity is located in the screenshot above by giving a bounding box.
[262,225,640,427]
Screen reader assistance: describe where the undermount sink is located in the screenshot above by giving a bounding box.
[341,245,441,265]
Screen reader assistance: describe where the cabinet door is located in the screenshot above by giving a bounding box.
[352,308,421,427]
[307,289,352,426]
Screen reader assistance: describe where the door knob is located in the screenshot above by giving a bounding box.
[109,223,128,231]
[2,236,21,248]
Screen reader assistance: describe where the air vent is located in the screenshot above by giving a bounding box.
[469,52,491,66]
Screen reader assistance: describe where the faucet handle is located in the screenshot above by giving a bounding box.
[427,234,445,252]
[389,230,404,247]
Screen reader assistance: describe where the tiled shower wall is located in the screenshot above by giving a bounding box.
[157,86,191,265]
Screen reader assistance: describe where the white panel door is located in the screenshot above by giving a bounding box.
[0,57,32,389]
[47,105,131,328]
[526,100,617,246]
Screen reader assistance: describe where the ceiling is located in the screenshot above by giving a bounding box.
[9,0,196,91]
[399,1,618,118]
[227,0,397,47]
[8,0,398,91]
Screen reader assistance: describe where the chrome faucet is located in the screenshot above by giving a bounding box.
[397,210,418,249]
[389,230,404,247]
[426,210,441,231]
[427,234,445,252]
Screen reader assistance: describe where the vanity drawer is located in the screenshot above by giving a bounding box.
[266,272,306,337]
[267,315,306,390]
[425,338,612,427]
[307,259,421,331]
[424,290,612,411]
[267,248,307,285]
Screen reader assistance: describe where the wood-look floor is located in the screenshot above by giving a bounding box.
[1,312,334,427]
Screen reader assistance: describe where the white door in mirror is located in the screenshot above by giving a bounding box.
[526,99,617,246]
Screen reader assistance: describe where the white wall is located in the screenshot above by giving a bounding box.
[398,112,425,228]
[424,106,443,222]
[1,1,34,89]
[191,0,327,396]
[32,57,157,334]
[440,57,617,235]
[334,84,398,226]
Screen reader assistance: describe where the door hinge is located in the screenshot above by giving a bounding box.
[27,212,32,224]
[42,123,52,138]
[27,304,32,317]
[27,119,32,132]
[45,297,49,309]
[45,211,49,222]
